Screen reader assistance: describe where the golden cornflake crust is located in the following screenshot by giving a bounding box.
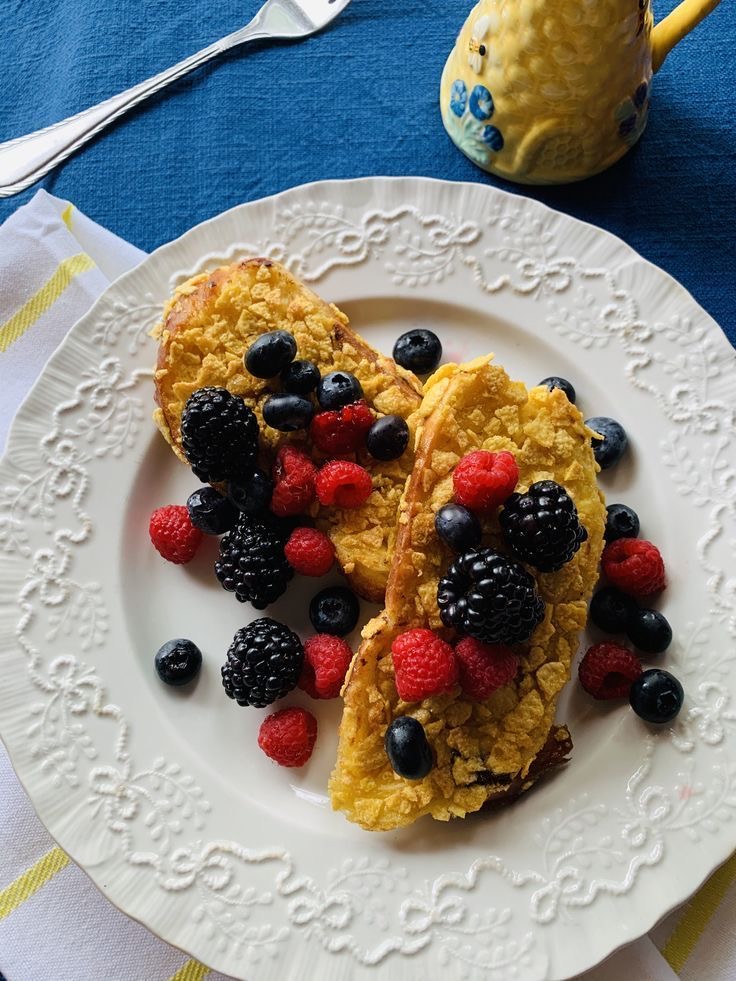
[152,258,423,602]
[329,356,605,830]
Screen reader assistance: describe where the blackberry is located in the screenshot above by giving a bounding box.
[499,480,587,573]
[180,387,259,483]
[215,514,293,609]
[437,549,545,645]
[221,618,303,707]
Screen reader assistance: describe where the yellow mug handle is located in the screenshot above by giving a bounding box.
[652,0,722,72]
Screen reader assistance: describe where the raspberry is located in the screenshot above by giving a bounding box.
[602,539,666,597]
[391,628,458,702]
[453,450,519,513]
[315,461,373,509]
[270,446,317,517]
[149,505,203,564]
[578,642,642,700]
[285,527,335,577]
[299,634,353,698]
[454,638,518,701]
[258,707,318,767]
[310,400,375,455]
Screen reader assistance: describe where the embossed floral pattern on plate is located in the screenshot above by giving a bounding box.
[1,178,734,981]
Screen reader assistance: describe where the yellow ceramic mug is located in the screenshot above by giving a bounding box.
[440,0,722,184]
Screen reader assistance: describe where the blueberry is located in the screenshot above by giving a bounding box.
[435,503,482,552]
[316,371,363,410]
[385,716,434,780]
[155,639,202,686]
[187,486,238,535]
[539,376,576,404]
[627,608,672,653]
[281,359,320,395]
[263,393,314,432]
[309,586,360,636]
[590,586,638,633]
[393,329,442,374]
[585,417,629,470]
[245,331,297,378]
[227,470,273,515]
[366,415,410,461]
[605,503,640,541]
[629,668,684,723]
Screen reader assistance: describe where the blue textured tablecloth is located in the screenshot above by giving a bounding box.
[2,0,734,345]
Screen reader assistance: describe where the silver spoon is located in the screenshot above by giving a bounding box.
[0,0,352,198]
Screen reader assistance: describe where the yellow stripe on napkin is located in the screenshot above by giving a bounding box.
[167,959,210,981]
[0,846,69,920]
[660,851,736,972]
[0,252,96,354]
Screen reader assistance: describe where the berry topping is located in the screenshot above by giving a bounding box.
[626,608,672,653]
[453,450,519,513]
[435,503,482,552]
[155,639,202,686]
[309,400,374,455]
[385,717,434,780]
[270,446,317,517]
[437,549,545,645]
[602,538,666,597]
[221,618,303,707]
[578,642,642,700]
[538,376,576,404]
[227,470,274,515]
[180,387,259,483]
[281,359,320,395]
[589,586,638,634]
[149,505,203,564]
[365,414,410,461]
[285,527,335,577]
[187,486,238,536]
[392,329,442,374]
[500,479,588,573]
[454,638,518,701]
[263,393,314,432]
[299,634,353,698]
[629,669,684,723]
[586,416,629,470]
[605,503,640,542]
[244,330,297,378]
[258,707,318,767]
[315,460,373,509]
[309,586,360,636]
[215,514,293,609]
[316,371,364,410]
[391,628,458,702]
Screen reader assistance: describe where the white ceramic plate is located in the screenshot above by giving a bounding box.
[1,178,735,981]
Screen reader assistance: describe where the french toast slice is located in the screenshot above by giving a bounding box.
[329,356,605,830]
[152,259,423,602]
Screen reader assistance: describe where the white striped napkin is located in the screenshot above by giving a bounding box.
[0,190,731,981]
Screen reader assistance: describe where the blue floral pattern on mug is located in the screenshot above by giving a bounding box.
[444,81,505,167]
[615,78,651,147]
[450,79,468,118]
[481,125,504,151]
[469,85,494,121]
